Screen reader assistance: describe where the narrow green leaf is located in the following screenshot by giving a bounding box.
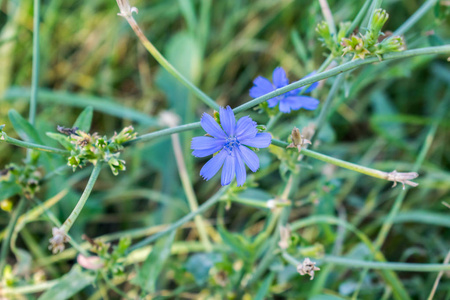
[38,266,95,300]
[8,109,43,144]
[46,132,74,150]
[73,106,93,132]
[133,230,176,293]
[0,181,21,201]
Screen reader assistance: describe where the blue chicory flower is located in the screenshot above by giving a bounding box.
[249,67,320,113]
[191,106,272,186]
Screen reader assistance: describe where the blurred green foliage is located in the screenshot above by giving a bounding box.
[0,0,449,299]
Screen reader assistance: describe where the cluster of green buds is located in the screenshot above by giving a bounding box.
[316,9,405,60]
[316,21,351,56]
[77,236,131,275]
[341,9,405,60]
[50,126,137,175]
[1,159,43,211]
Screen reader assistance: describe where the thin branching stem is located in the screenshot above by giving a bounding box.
[119,13,220,111]
[60,162,103,233]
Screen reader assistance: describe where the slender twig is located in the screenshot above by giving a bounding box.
[170,127,212,251]
[428,250,450,300]
[117,4,220,111]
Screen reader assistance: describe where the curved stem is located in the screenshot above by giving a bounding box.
[60,162,103,233]
[1,133,69,155]
[121,15,220,111]
[0,198,27,280]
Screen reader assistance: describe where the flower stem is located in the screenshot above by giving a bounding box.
[1,133,69,155]
[346,0,372,36]
[128,186,228,252]
[272,138,393,180]
[0,197,27,280]
[171,132,212,252]
[60,162,103,233]
[283,252,450,272]
[121,15,220,111]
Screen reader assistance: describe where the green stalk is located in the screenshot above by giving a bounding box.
[283,253,450,272]
[60,162,103,233]
[0,198,27,280]
[29,0,40,126]
[346,0,372,36]
[311,73,344,145]
[128,186,228,252]
[119,12,220,111]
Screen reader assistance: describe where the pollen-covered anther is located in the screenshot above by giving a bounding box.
[48,227,70,254]
[287,127,311,152]
[387,170,419,190]
[297,258,320,280]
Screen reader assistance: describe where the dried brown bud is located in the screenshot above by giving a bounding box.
[48,227,70,254]
[287,127,311,152]
[297,258,320,280]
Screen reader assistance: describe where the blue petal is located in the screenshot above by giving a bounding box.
[300,71,319,93]
[272,67,288,88]
[221,153,235,186]
[249,76,274,98]
[219,106,236,137]
[191,136,225,150]
[235,151,246,187]
[237,145,259,172]
[240,132,272,148]
[235,116,257,140]
[200,150,227,181]
[278,96,319,113]
[191,136,225,157]
[279,98,293,113]
[201,113,227,139]
[267,97,279,108]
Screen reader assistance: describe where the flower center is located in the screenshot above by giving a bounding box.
[224,136,240,153]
